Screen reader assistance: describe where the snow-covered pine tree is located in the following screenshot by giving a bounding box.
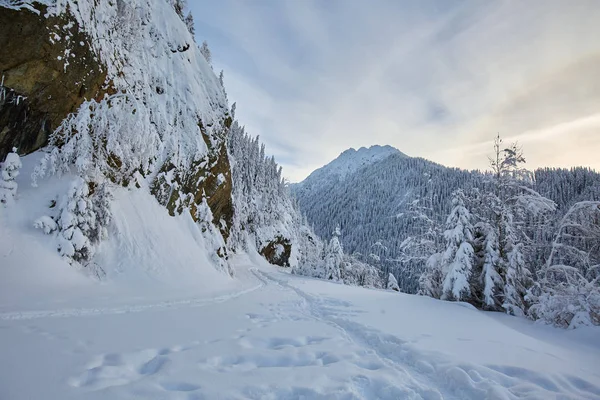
[441,189,475,301]
[39,178,112,265]
[170,0,186,19]
[218,70,227,100]
[324,226,344,281]
[472,221,503,310]
[476,135,555,315]
[184,12,195,36]
[0,147,21,206]
[200,40,212,66]
[294,224,326,278]
[397,197,441,293]
[418,252,444,298]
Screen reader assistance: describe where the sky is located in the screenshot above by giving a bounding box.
[190,0,600,182]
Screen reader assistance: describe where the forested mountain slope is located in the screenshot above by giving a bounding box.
[292,145,600,294]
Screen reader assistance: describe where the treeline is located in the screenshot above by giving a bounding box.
[415,137,599,328]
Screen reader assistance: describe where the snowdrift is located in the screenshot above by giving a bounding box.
[0,153,242,313]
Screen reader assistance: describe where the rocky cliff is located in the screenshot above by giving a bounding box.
[0,3,107,160]
[0,0,236,267]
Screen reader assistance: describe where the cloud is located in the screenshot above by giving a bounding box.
[191,0,600,182]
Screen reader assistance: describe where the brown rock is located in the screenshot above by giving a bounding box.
[0,4,107,159]
[260,236,292,267]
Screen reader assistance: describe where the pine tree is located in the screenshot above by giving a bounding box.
[200,40,212,66]
[219,70,227,99]
[324,226,344,281]
[185,12,195,36]
[0,147,21,206]
[441,189,475,301]
[418,252,444,298]
[486,135,555,315]
[231,102,237,120]
[397,198,441,293]
[56,179,101,263]
[34,178,112,266]
[170,0,186,19]
[475,222,503,309]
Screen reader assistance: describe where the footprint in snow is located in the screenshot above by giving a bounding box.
[68,346,188,390]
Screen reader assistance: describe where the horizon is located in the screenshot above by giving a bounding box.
[190,1,600,182]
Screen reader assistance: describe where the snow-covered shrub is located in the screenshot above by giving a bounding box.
[35,178,112,266]
[0,147,22,206]
[387,273,400,291]
[528,201,600,328]
[341,256,383,288]
[33,216,58,234]
[528,266,600,329]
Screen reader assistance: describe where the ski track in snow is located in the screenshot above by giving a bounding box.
[0,270,264,321]
[2,268,599,400]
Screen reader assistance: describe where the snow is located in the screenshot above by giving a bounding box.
[294,145,402,188]
[1,154,599,400]
[0,152,240,312]
[4,156,597,398]
[1,255,599,399]
[1,153,599,398]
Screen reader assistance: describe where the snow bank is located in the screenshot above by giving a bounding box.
[96,185,231,289]
[0,153,239,312]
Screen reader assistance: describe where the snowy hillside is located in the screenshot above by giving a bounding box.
[0,153,240,312]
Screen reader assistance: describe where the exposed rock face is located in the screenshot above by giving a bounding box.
[152,123,234,240]
[260,236,292,267]
[0,4,107,160]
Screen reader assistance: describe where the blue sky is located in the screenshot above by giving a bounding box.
[190,0,600,182]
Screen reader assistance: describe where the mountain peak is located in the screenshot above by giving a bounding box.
[297,145,403,187]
